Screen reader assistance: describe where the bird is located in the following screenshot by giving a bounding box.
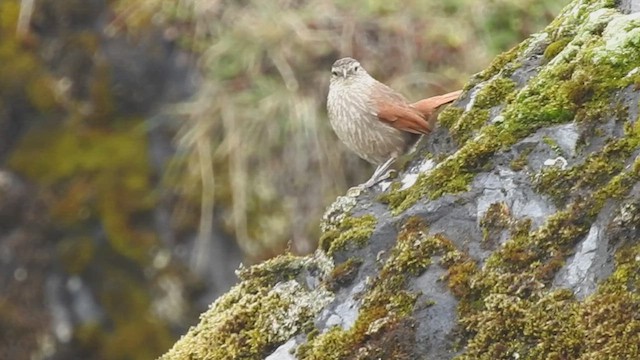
[327,57,461,188]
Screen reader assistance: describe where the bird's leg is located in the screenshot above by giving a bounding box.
[364,156,397,188]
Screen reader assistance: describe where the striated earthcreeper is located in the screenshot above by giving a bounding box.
[327,57,461,187]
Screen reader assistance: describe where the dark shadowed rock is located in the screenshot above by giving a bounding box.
[0,170,52,359]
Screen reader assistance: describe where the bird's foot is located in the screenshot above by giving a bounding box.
[363,169,397,189]
[346,184,366,196]
[362,157,397,189]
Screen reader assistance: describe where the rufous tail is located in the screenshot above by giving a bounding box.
[412,89,462,118]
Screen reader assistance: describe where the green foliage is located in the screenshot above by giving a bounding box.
[8,116,174,356]
[57,236,96,274]
[0,1,57,114]
[0,0,186,358]
[69,268,175,359]
[10,123,157,261]
[325,257,363,291]
[535,133,640,206]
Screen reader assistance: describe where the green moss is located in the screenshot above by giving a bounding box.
[449,108,491,144]
[444,258,478,299]
[84,267,176,360]
[543,37,571,62]
[380,0,640,215]
[542,135,563,155]
[589,156,640,215]
[535,130,640,206]
[57,236,96,274]
[236,253,308,284]
[449,153,640,359]
[299,217,467,359]
[156,2,640,358]
[579,286,640,358]
[447,77,517,144]
[161,253,333,360]
[475,78,517,109]
[375,16,640,359]
[103,317,174,360]
[0,1,56,115]
[509,146,533,171]
[458,290,583,359]
[440,33,640,349]
[0,1,20,29]
[454,234,640,360]
[88,60,116,124]
[585,283,639,359]
[376,180,402,204]
[479,202,511,243]
[381,126,501,214]
[386,62,580,211]
[325,258,363,291]
[73,322,104,353]
[438,106,464,129]
[70,31,101,53]
[319,214,377,255]
[26,76,58,112]
[482,194,611,279]
[297,326,351,360]
[470,41,527,85]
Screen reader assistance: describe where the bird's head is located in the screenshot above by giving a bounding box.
[330,57,367,83]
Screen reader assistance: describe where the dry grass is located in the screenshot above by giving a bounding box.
[114,0,567,261]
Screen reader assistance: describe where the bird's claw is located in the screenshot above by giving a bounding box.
[363,169,396,189]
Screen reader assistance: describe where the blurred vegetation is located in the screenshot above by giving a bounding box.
[0,0,567,358]
[2,1,185,359]
[115,0,567,259]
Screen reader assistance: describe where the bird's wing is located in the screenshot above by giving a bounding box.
[372,85,433,135]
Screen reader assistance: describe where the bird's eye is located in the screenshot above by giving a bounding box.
[354,66,359,72]
[331,70,339,76]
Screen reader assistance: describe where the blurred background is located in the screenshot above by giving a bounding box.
[0,0,567,358]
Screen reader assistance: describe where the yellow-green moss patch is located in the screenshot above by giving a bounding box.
[454,236,640,360]
[381,0,640,215]
[543,37,571,62]
[535,123,640,206]
[479,202,512,244]
[299,217,468,359]
[325,258,363,292]
[319,214,377,255]
[449,155,640,359]
[161,253,334,360]
[509,146,533,171]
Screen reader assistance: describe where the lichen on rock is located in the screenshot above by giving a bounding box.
[160,252,334,359]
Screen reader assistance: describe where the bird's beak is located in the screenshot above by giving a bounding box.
[342,69,347,78]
